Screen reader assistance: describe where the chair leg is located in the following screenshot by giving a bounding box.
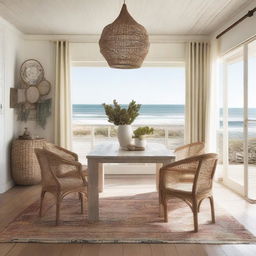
[39,190,46,217]
[159,190,163,217]
[192,200,198,232]
[209,196,216,223]
[197,199,203,213]
[159,203,164,217]
[56,194,62,225]
[163,200,168,222]
[79,192,84,214]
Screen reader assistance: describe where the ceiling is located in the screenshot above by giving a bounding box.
[0,0,253,35]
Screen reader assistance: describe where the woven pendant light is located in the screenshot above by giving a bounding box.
[99,3,150,69]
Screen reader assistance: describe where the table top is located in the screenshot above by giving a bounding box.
[87,142,174,160]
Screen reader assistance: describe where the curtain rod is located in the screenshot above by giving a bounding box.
[216,7,256,39]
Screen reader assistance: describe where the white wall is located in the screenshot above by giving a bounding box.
[0,18,55,193]
[16,40,55,142]
[0,17,23,192]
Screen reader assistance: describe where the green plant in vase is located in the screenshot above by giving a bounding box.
[102,100,141,149]
[133,126,154,148]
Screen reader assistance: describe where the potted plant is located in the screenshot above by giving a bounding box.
[133,126,154,148]
[103,100,141,149]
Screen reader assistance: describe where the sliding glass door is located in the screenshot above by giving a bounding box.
[247,41,256,201]
[222,47,244,195]
[222,39,256,201]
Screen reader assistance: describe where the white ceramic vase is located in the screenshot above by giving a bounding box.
[117,125,133,149]
[134,138,147,148]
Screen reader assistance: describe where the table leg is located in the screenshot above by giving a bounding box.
[98,163,104,193]
[156,163,163,217]
[155,163,163,191]
[88,159,99,222]
[158,160,173,217]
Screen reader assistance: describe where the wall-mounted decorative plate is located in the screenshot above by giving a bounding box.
[20,59,44,86]
[26,86,40,104]
[37,80,51,96]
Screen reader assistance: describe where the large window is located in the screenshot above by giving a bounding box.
[71,66,185,165]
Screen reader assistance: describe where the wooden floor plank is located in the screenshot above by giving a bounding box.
[163,244,179,256]
[139,244,152,256]
[5,244,26,256]
[189,244,208,256]
[0,186,40,232]
[123,244,152,256]
[60,244,82,256]
[202,245,228,256]
[13,243,63,256]
[79,244,100,256]
[151,244,178,256]
[0,243,15,256]
[99,244,123,256]
[175,244,206,256]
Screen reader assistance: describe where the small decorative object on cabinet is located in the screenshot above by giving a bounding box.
[11,138,46,185]
[103,99,141,149]
[18,127,32,140]
[133,126,154,148]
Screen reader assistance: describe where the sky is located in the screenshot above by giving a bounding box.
[71,67,185,105]
[71,59,256,108]
[227,57,256,108]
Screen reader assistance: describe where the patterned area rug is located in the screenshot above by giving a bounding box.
[0,192,256,244]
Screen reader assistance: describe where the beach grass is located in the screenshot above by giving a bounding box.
[217,131,256,164]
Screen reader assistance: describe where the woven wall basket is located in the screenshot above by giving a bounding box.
[99,4,150,69]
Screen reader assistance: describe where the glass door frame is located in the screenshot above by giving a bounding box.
[221,38,256,203]
[222,47,244,196]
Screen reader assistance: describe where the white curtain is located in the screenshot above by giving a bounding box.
[185,41,210,144]
[54,41,72,149]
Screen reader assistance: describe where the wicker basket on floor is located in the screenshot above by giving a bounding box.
[11,139,46,185]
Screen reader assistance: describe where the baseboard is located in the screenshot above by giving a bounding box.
[0,179,14,193]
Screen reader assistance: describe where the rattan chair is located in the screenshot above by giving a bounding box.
[44,143,107,193]
[156,142,205,190]
[174,142,205,182]
[35,148,88,225]
[159,153,218,232]
[44,143,88,178]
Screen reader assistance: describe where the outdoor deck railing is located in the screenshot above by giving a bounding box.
[73,123,184,150]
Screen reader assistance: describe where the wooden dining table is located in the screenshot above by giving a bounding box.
[86,142,175,222]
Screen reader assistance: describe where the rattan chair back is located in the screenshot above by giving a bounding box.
[175,142,205,161]
[34,148,57,188]
[192,153,218,195]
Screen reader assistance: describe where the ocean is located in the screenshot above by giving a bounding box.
[72,104,256,133]
[72,104,185,125]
